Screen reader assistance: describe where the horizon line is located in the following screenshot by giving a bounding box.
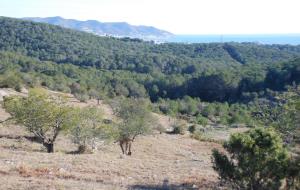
[3,16,300,36]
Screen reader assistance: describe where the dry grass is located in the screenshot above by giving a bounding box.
[0,88,241,189]
[190,127,249,144]
[0,123,223,189]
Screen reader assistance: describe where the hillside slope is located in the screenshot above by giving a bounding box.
[0,88,227,189]
[0,17,299,103]
[1,17,300,73]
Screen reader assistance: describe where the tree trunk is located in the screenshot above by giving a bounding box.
[43,142,54,153]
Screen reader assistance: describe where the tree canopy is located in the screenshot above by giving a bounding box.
[212,128,290,189]
[3,88,73,152]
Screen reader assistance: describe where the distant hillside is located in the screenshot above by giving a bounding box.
[0,16,300,102]
[23,16,173,40]
[1,16,300,71]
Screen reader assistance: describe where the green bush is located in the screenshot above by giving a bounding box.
[70,106,113,153]
[201,105,215,117]
[188,125,196,133]
[0,71,23,91]
[228,113,244,124]
[212,127,290,190]
[218,115,230,125]
[172,122,186,135]
[74,93,89,102]
[196,115,208,126]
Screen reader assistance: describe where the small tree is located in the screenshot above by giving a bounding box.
[112,98,153,155]
[74,92,89,102]
[3,88,73,153]
[0,71,22,91]
[212,127,289,190]
[70,106,113,153]
[196,114,208,127]
[172,121,186,135]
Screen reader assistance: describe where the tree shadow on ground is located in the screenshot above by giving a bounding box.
[0,134,45,152]
[128,180,198,190]
[128,184,197,190]
[0,134,41,142]
[128,178,223,190]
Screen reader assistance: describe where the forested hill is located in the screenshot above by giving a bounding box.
[0,16,299,103]
[1,17,300,74]
[23,16,173,40]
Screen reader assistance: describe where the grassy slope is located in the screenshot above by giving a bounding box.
[0,88,241,190]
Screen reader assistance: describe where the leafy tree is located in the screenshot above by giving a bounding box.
[253,85,300,144]
[70,106,113,153]
[3,88,73,153]
[215,103,229,117]
[0,71,22,91]
[212,128,289,190]
[112,98,154,155]
[178,96,198,115]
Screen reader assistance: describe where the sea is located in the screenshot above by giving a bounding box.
[166,34,300,45]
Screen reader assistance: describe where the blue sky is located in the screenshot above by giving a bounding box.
[0,0,299,34]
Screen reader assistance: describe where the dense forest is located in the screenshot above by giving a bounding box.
[0,17,299,103]
[0,17,299,141]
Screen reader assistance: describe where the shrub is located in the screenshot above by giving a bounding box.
[70,106,113,153]
[196,115,208,126]
[201,104,215,117]
[0,71,23,91]
[172,122,186,135]
[228,113,244,124]
[74,93,89,102]
[212,127,289,190]
[188,125,196,133]
[218,115,229,125]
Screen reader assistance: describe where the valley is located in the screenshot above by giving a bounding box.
[0,16,299,190]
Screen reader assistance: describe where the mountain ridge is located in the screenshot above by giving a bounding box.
[23,16,173,40]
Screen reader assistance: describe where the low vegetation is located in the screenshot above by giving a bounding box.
[212,127,300,189]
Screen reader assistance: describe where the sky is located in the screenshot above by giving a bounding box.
[0,0,300,34]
